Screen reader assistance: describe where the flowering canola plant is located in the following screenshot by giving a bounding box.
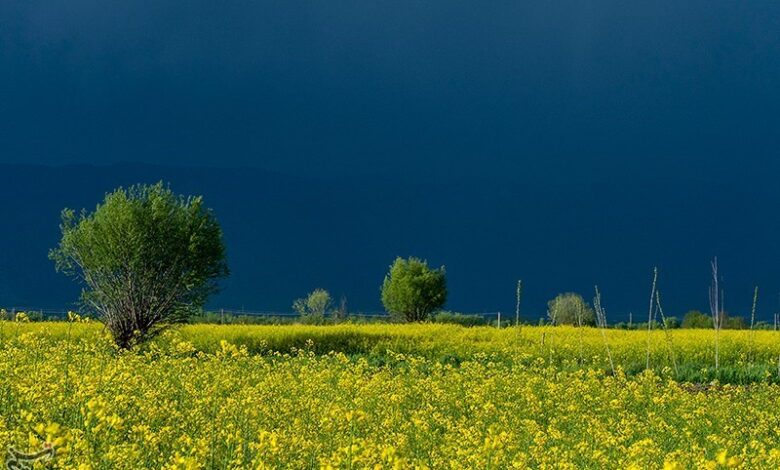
[0,323,779,468]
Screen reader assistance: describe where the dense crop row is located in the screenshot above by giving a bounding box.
[4,322,779,383]
[1,323,779,468]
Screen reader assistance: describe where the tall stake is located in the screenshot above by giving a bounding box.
[646,267,658,370]
[749,286,758,362]
[708,257,721,372]
[576,299,584,365]
[655,291,678,377]
[514,280,523,344]
[515,280,523,328]
[594,286,615,376]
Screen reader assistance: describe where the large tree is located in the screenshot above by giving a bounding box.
[381,257,446,322]
[50,183,228,347]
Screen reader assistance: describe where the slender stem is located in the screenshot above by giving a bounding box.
[709,257,721,372]
[576,300,584,365]
[655,291,678,377]
[594,286,615,376]
[646,267,658,370]
[749,286,758,362]
[515,280,522,328]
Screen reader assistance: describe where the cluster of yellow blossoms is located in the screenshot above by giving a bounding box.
[0,323,778,468]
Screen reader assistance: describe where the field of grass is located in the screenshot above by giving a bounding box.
[1,322,780,468]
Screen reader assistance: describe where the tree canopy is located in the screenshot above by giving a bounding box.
[547,293,596,326]
[381,257,446,322]
[50,182,228,347]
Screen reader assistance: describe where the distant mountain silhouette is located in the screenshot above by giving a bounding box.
[1,162,779,321]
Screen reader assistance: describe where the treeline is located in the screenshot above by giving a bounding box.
[193,307,775,329]
[613,310,776,330]
[543,293,775,330]
[9,182,774,348]
[4,299,774,330]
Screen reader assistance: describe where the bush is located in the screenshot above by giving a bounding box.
[664,316,680,329]
[381,257,447,322]
[189,312,299,325]
[724,315,746,330]
[432,311,488,327]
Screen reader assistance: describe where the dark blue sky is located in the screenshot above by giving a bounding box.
[3,1,780,175]
[2,2,780,318]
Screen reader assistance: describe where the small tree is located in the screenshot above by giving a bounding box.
[681,310,713,329]
[381,257,446,322]
[333,295,349,323]
[547,293,595,326]
[292,289,332,324]
[718,312,745,329]
[50,183,228,348]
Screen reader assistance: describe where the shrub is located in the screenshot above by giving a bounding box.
[724,315,746,330]
[664,316,680,329]
[432,311,488,327]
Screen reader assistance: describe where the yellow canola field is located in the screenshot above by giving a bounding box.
[0,323,779,468]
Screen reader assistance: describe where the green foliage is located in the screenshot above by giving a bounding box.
[292,289,333,324]
[681,309,747,330]
[432,311,488,327]
[547,293,595,326]
[681,310,713,329]
[724,315,746,330]
[332,295,349,323]
[50,182,228,347]
[381,257,447,322]
[614,321,655,330]
[664,316,680,329]
[189,311,300,325]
